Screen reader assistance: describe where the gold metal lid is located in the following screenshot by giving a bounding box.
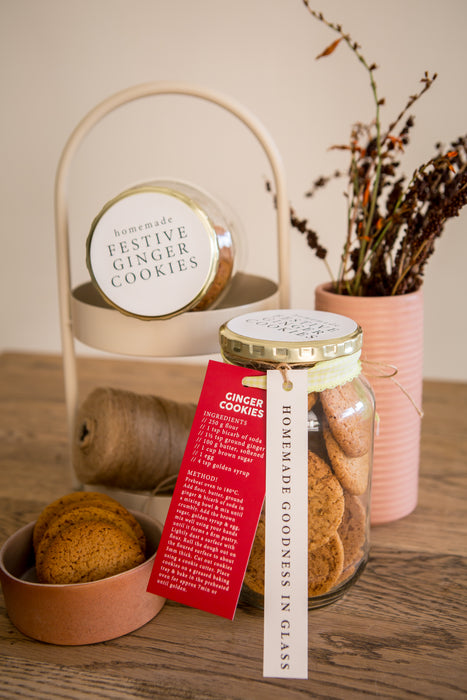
[219,309,362,366]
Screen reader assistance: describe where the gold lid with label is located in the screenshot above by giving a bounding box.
[219,309,362,367]
[86,180,236,320]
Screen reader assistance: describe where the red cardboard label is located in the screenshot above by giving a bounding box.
[147,360,266,619]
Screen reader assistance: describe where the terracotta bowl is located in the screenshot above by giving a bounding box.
[0,510,165,645]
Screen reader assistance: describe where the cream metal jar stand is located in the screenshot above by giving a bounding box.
[54,82,290,500]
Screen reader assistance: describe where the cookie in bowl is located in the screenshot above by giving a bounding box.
[0,493,165,645]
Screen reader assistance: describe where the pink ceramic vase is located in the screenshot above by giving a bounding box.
[315,283,424,525]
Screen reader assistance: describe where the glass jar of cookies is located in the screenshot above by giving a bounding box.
[86,179,239,319]
[219,309,375,609]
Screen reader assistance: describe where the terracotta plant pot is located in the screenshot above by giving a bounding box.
[315,283,424,525]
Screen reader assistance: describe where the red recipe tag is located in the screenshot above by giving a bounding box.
[147,359,266,619]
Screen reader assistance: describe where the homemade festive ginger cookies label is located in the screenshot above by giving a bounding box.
[86,185,223,319]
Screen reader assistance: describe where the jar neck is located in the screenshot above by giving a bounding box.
[225,351,362,393]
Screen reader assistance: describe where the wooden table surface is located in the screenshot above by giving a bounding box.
[0,352,466,700]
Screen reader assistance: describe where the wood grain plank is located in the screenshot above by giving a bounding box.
[0,353,466,699]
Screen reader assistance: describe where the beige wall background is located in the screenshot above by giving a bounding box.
[1,0,466,380]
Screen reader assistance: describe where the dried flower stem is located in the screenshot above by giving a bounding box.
[287,4,464,296]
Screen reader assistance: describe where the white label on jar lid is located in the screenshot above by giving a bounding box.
[226,309,357,342]
[87,189,217,318]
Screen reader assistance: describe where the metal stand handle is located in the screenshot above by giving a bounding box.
[54,81,290,455]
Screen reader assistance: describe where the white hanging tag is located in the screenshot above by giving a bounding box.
[263,368,308,679]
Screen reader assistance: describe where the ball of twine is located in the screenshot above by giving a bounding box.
[72,387,196,491]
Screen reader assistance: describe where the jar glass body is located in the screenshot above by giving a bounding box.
[219,308,375,609]
[239,369,374,609]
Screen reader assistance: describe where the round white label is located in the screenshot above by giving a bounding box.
[226,309,357,342]
[87,189,217,318]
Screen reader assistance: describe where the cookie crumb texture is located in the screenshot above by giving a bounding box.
[321,383,372,458]
[245,382,371,602]
[33,492,147,584]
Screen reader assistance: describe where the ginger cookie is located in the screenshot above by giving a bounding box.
[320,383,371,458]
[37,520,145,584]
[34,492,146,554]
[307,451,344,550]
[52,498,146,552]
[33,491,118,552]
[337,492,366,570]
[243,517,266,596]
[308,533,344,596]
[244,519,345,599]
[308,392,318,411]
[192,226,234,310]
[35,504,145,574]
[323,425,369,495]
[33,492,147,584]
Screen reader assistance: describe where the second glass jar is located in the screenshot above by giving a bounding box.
[219,308,375,609]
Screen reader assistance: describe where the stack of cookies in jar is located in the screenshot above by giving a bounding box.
[244,379,372,608]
